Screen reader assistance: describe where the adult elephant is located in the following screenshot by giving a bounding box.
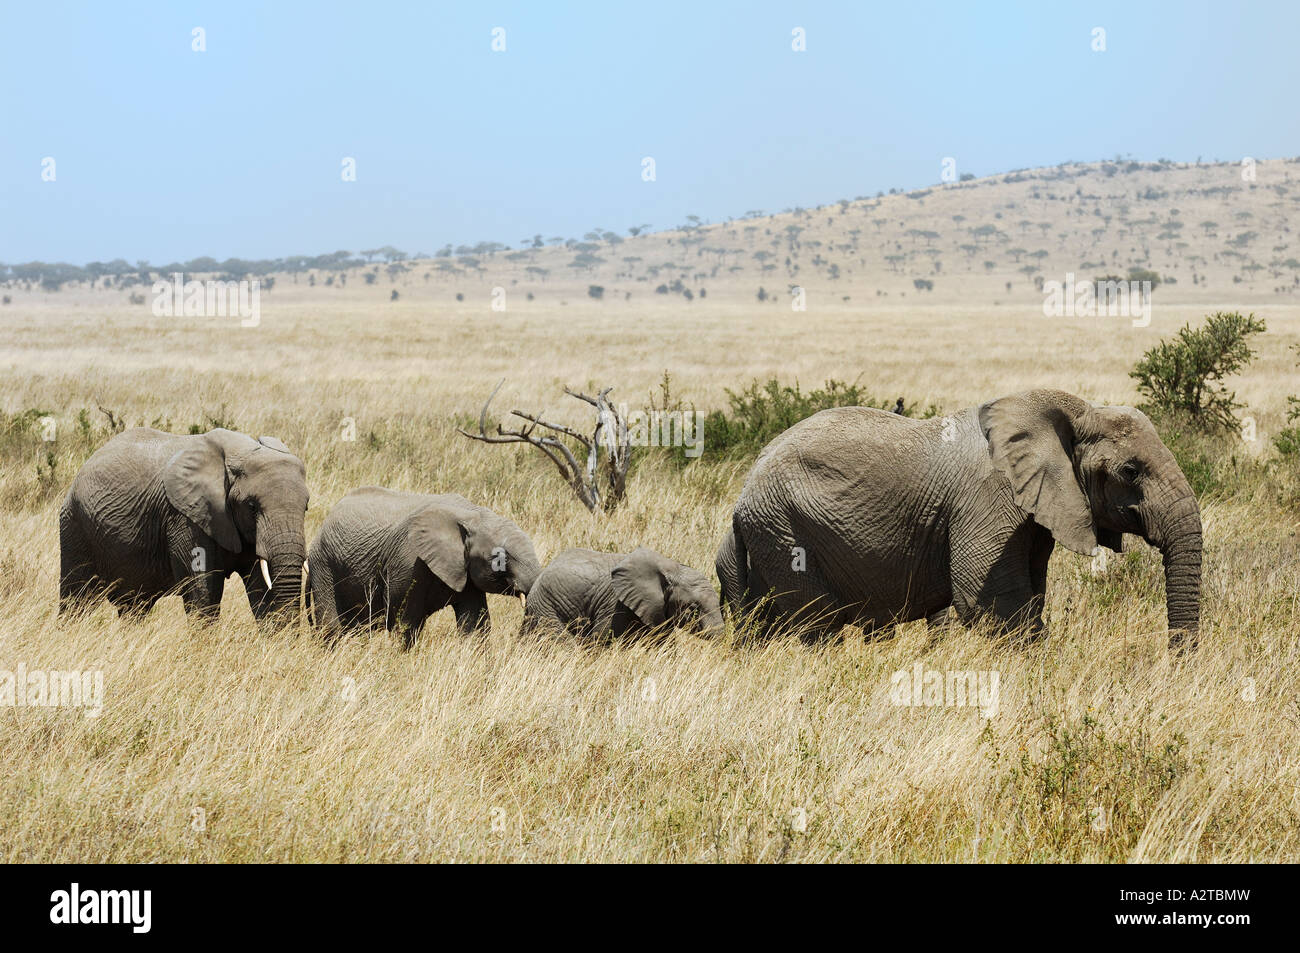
[716,389,1201,648]
[60,428,309,620]
[306,487,541,646]
[522,547,724,641]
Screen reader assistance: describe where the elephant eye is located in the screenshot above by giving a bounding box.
[1118,461,1140,482]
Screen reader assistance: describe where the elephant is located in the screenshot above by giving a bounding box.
[59,427,309,620]
[522,546,724,641]
[716,389,1202,648]
[306,487,540,646]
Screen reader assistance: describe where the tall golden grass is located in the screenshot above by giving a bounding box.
[1,274,1297,861]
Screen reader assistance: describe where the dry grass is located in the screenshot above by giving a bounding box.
[3,166,1300,861]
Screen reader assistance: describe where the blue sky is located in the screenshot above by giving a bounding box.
[3,0,1297,264]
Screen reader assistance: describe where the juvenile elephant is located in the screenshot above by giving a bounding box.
[306,487,540,646]
[522,547,723,641]
[60,427,309,620]
[717,389,1202,647]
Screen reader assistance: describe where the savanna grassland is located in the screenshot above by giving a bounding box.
[2,159,1299,862]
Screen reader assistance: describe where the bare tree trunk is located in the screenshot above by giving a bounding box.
[458,380,631,515]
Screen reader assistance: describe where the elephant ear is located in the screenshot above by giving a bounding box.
[408,506,468,592]
[163,436,242,552]
[611,547,670,627]
[978,390,1099,556]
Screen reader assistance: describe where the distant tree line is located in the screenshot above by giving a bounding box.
[0,249,412,291]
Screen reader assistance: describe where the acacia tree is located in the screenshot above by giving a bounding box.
[1130,311,1266,431]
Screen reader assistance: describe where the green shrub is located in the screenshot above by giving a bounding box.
[1275,427,1300,458]
[984,707,1193,859]
[1126,266,1161,291]
[1150,410,1298,506]
[703,378,892,458]
[1276,344,1300,459]
[1129,311,1266,431]
[1150,411,1262,500]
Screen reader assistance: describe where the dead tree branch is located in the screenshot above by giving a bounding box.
[458,379,631,513]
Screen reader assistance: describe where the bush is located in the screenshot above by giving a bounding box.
[1276,344,1300,458]
[1126,267,1161,292]
[984,707,1192,858]
[703,378,891,458]
[1149,415,1249,499]
[1275,427,1300,458]
[587,285,604,300]
[1129,311,1266,431]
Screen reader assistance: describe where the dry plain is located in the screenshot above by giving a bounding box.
[2,160,1299,861]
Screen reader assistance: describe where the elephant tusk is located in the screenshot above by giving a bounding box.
[519,593,527,608]
[260,559,273,590]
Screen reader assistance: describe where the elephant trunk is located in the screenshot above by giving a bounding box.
[698,606,726,637]
[260,520,306,616]
[512,556,542,597]
[1151,495,1202,647]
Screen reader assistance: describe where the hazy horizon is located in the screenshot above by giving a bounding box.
[5,0,1300,264]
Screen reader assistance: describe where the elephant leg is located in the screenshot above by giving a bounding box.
[388,561,440,648]
[922,607,951,651]
[729,558,785,639]
[969,580,1044,640]
[983,523,1053,639]
[59,511,98,614]
[1000,592,1046,642]
[952,587,1038,636]
[309,561,345,643]
[794,612,850,644]
[926,607,951,627]
[1021,523,1054,637]
[776,581,846,641]
[950,521,1045,639]
[179,571,224,620]
[397,610,428,650]
[241,563,274,621]
[609,604,642,642]
[715,528,745,611]
[111,589,155,619]
[451,588,490,636]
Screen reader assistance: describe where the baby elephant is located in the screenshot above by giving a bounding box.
[307,487,540,646]
[523,547,723,641]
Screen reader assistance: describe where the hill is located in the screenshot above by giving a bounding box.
[6,158,1300,312]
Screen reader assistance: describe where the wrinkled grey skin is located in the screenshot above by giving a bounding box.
[307,487,540,647]
[717,389,1202,648]
[60,428,309,621]
[522,546,724,641]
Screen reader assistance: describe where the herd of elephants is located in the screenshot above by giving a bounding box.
[57,387,1202,650]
